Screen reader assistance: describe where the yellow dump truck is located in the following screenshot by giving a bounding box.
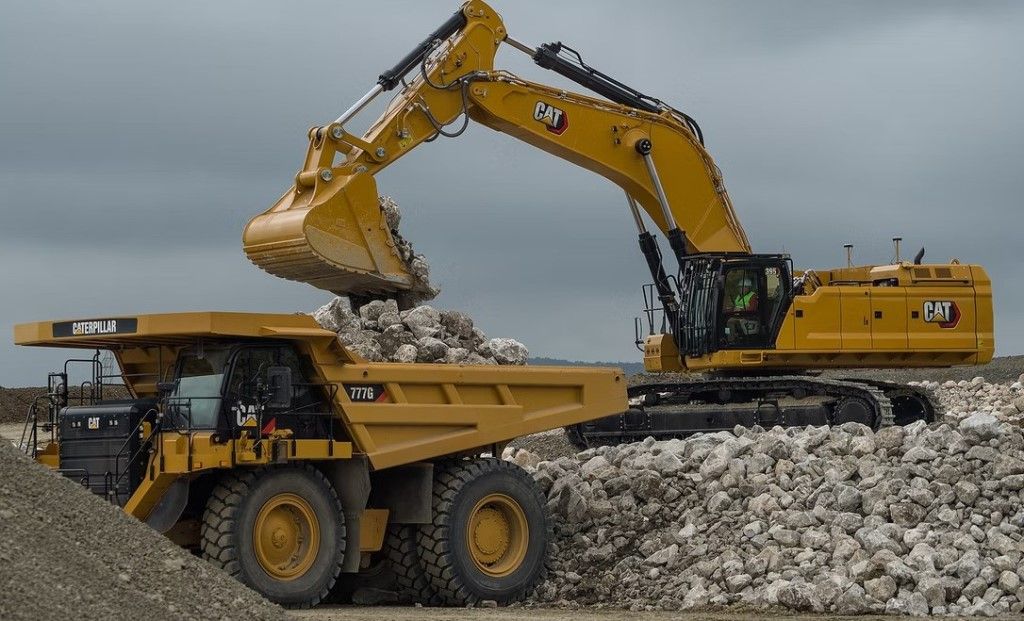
[14,311,626,607]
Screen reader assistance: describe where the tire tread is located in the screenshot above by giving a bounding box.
[200,464,344,608]
[417,458,551,606]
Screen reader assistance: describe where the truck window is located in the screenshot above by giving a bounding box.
[170,348,230,428]
[226,345,333,437]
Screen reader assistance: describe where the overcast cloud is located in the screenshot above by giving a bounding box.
[1,0,1021,385]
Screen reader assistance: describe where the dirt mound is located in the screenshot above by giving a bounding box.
[0,386,132,424]
[507,430,577,463]
[0,387,45,424]
[0,441,283,621]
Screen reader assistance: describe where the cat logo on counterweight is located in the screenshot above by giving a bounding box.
[922,300,960,329]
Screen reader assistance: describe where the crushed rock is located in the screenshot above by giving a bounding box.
[313,296,528,366]
[379,195,440,307]
[313,198,529,367]
[0,441,283,621]
[509,377,1024,616]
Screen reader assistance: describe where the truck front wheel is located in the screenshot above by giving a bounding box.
[201,465,345,608]
[417,458,551,605]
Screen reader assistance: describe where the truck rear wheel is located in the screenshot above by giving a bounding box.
[201,465,345,608]
[417,458,551,606]
[384,524,442,605]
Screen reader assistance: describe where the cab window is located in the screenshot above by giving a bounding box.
[169,348,230,428]
[722,268,763,347]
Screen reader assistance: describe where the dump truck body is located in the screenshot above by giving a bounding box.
[15,311,626,607]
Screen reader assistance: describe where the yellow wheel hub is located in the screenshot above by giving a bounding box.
[253,493,319,581]
[467,493,528,577]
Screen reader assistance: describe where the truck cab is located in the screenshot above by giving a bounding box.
[167,342,335,440]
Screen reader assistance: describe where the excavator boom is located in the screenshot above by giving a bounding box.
[242,0,750,297]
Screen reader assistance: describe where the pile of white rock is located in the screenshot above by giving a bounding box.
[923,376,1024,428]
[509,376,1024,616]
[378,195,439,305]
[313,296,528,366]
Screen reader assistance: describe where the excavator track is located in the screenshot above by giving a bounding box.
[566,375,939,450]
[834,377,944,427]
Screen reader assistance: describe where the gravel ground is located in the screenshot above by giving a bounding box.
[286,606,1017,620]
[0,440,283,621]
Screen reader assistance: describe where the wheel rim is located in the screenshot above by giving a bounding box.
[253,493,320,581]
[466,493,528,577]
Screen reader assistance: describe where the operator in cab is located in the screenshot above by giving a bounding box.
[724,271,761,344]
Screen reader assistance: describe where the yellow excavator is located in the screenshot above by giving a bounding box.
[243,0,994,446]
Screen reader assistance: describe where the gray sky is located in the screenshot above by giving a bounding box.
[1,0,1022,386]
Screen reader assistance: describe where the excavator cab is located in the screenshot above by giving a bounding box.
[676,254,793,357]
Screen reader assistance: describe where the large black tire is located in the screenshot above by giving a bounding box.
[201,465,345,608]
[384,523,442,605]
[417,458,551,606]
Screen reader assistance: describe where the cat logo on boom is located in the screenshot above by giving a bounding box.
[923,300,961,329]
[533,101,568,135]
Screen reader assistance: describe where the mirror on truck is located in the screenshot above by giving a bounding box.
[265,366,293,409]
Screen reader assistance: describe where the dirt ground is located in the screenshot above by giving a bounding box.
[286,607,1002,621]
[1,422,29,446]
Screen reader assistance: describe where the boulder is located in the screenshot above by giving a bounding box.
[483,338,529,365]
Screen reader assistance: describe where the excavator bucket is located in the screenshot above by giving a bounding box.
[243,172,416,296]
